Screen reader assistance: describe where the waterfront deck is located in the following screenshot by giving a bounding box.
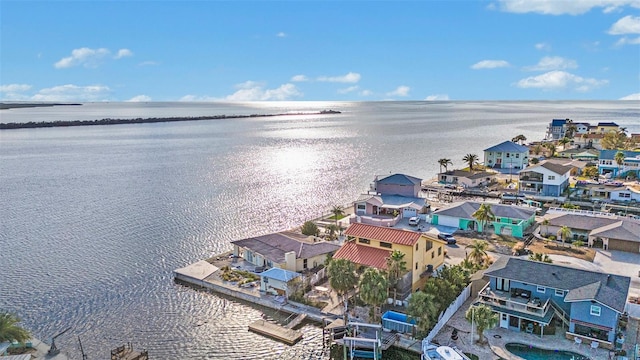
[248,319,303,345]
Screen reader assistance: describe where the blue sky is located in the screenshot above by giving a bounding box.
[1,0,639,102]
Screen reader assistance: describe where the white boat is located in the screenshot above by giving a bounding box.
[422,343,471,360]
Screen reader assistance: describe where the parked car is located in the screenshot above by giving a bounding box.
[438,233,457,244]
[408,216,421,226]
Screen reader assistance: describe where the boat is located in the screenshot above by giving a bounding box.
[422,343,471,360]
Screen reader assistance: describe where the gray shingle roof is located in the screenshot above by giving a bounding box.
[231,232,340,264]
[539,162,574,175]
[484,257,630,313]
[433,201,536,221]
[545,213,619,231]
[484,141,529,153]
[377,173,423,186]
[590,219,640,242]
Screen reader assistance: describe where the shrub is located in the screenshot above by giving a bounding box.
[301,221,319,236]
[573,240,585,248]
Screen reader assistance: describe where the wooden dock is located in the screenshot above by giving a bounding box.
[248,319,303,345]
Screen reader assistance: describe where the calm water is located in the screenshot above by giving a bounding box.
[505,343,590,360]
[1,101,638,359]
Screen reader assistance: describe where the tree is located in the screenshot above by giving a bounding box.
[565,124,577,139]
[615,151,625,177]
[407,291,438,338]
[558,137,571,150]
[301,221,319,236]
[601,129,635,150]
[557,225,572,247]
[529,252,552,263]
[385,250,407,302]
[466,240,489,267]
[325,224,340,240]
[0,312,31,343]
[465,305,498,344]
[462,154,479,171]
[512,134,527,145]
[328,259,358,305]
[438,158,453,174]
[359,268,388,322]
[530,158,540,165]
[331,205,344,227]
[583,166,598,178]
[541,218,550,237]
[472,203,495,236]
[544,142,556,157]
[532,144,543,155]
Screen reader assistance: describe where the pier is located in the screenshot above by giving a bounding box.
[248,319,303,345]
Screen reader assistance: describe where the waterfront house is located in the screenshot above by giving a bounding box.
[231,231,340,272]
[546,119,568,140]
[598,150,640,178]
[353,173,428,226]
[477,257,630,349]
[542,208,640,253]
[333,223,446,292]
[438,169,496,188]
[574,133,605,150]
[518,161,572,197]
[483,141,529,171]
[557,148,599,161]
[259,267,301,296]
[589,122,619,134]
[430,201,536,238]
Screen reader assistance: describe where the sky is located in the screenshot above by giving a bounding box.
[1,0,640,102]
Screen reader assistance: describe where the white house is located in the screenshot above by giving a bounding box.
[260,267,301,296]
[609,186,640,203]
[438,170,496,188]
[519,161,572,197]
[484,141,529,170]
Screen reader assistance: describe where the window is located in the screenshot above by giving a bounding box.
[506,153,510,158]
[548,175,555,180]
[555,289,564,297]
[537,286,546,293]
[590,305,601,316]
[358,238,370,244]
[415,243,419,251]
[415,262,418,270]
[438,247,442,256]
[380,241,392,249]
[619,193,631,198]
[515,153,520,158]
[357,204,366,209]
[431,252,434,259]
[425,241,433,251]
[303,259,308,269]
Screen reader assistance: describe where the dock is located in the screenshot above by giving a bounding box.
[248,319,303,345]
[285,313,307,329]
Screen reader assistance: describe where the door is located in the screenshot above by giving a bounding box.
[500,313,508,329]
[496,278,510,292]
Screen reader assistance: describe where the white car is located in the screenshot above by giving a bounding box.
[408,217,421,226]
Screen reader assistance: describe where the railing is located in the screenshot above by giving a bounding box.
[549,299,570,327]
[477,283,551,317]
[422,284,471,344]
[547,207,619,218]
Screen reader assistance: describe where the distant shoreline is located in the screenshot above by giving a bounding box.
[0,110,341,130]
[0,102,83,110]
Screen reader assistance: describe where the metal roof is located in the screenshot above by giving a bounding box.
[484,141,530,153]
[261,267,301,282]
[332,241,391,269]
[345,223,422,246]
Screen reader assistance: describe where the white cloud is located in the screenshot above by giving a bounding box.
[386,86,410,97]
[291,74,308,82]
[54,47,133,68]
[179,94,216,102]
[276,32,287,38]
[223,81,302,101]
[620,93,640,100]
[615,36,640,45]
[524,56,578,71]
[30,84,111,101]
[0,84,32,92]
[493,0,640,15]
[337,85,359,94]
[471,60,511,69]
[127,95,151,102]
[516,70,608,91]
[139,61,159,66]
[360,90,373,96]
[425,94,450,101]
[317,72,361,83]
[608,15,640,34]
[535,42,552,51]
[115,48,133,59]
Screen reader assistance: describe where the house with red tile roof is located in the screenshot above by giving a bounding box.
[333,223,446,292]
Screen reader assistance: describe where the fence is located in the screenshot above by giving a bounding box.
[308,267,326,286]
[422,283,471,344]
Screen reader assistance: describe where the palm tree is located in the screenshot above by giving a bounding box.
[466,240,489,267]
[557,225,572,247]
[532,144,543,156]
[512,134,527,145]
[544,142,556,157]
[558,137,571,151]
[385,250,407,302]
[472,203,495,236]
[325,224,340,240]
[438,158,453,174]
[327,258,358,314]
[541,218,550,237]
[331,205,344,227]
[529,252,552,263]
[615,151,625,177]
[0,312,31,343]
[358,268,389,322]
[407,291,438,338]
[465,305,498,344]
[462,153,479,171]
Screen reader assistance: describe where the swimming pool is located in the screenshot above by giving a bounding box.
[505,343,590,360]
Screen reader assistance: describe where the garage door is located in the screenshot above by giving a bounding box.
[403,208,417,218]
[608,239,640,254]
[436,215,460,228]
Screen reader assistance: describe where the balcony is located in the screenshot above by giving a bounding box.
[519,175,544,183]
[477,283,551,318]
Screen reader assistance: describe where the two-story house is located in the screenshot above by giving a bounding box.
[430,201,536,238]
[231,231,340,272]
[333,223,446,293]
[598,150,640,178]
[484,141,529,171]
[546,119,568,140]
[589,122,619,134]
[518,161,572,197]
[354,174,428,226]
[476,257,630,349]
[438,170,496,188]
